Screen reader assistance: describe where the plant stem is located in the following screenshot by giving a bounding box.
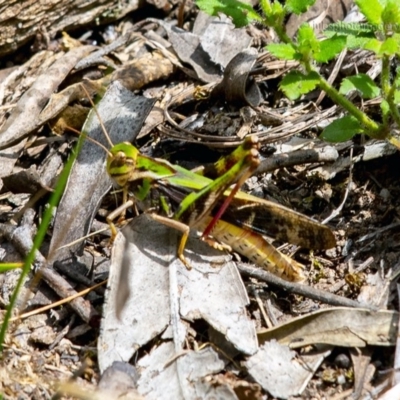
[303,61,385,139]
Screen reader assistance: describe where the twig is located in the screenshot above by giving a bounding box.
[2,219,100,324]
[356,221,400,243]
[250,285,274,328]
[238,263,375,309]
[322,146,354,224]
[9,280,106,322]
[256,146,339,174]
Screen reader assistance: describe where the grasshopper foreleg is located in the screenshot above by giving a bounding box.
[150,213,192,270]
[106,199,134,243]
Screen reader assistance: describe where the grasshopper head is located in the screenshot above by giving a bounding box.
[107,142,140,187]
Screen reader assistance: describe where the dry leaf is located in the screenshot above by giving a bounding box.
[258,307,398,348]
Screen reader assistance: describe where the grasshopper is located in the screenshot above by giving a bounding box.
[80,85,335,282]
[100,131,335,283]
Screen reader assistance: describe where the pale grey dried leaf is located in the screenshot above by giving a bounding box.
[98,218,171,372]
[158,13,251,83]
[2,166,49,194]
[97,361,139,399]
[38,82,92,126]
[0,47,95,189]
[258,307,398,348]
[179,254,257,355]
[0,51,53,114]
[245,341,330,399]
[137,342,237,400]
[98,214,257,373]
[48,81,155,263]
[168,26,222,83]
[196,12,252,69]
[0,55,52,191]
[0,46,95,152]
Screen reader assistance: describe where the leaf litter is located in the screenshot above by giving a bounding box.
[0,3,400,400]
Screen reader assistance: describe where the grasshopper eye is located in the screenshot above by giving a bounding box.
[114,151,127,167]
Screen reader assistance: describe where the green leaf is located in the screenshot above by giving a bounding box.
[320,116,363,142]
[339,74,380,99]
[363,38,382,53]
[381,0,400,25]
[267,43,300,60]
[314,35,346,62]
[379,37,400,55]
[325,22,376,36]
[280,70,320,100]
[268,1,285,26]
[346,34,375,49]
[297,23,320,55]
[195,0,262,27]
[355,0,383,25]
[324,23,376,49]
[285,0,315,14]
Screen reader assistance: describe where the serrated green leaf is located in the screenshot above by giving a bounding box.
[356,0,383,25]
[363,38,382,53]
[270,1,284,14]
[267,43,300,60]
[321,116,363,142]
[297,23,320,55]
[269,1,285,25]
[314,35,346,62]
[339,74,380,99]
[379,37,399,55]
[285,0,315,14]
[346,34,375,49]
[325,22,377,36]
[196,0,262,27]
[280,70,320,100]
[381,0,400,25]
[324,23,375,49]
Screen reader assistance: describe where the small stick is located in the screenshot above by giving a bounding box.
[238,263,376,310]
[322,146,354,224]
[256,146,339,174]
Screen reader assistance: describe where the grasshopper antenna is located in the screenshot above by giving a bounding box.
[65,125,113,157]
[80,83,115,149]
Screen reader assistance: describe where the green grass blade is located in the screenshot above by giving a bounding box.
[0,133,86,351]
[0,263,23,272]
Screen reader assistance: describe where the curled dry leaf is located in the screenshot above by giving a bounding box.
[258,307,398,348]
